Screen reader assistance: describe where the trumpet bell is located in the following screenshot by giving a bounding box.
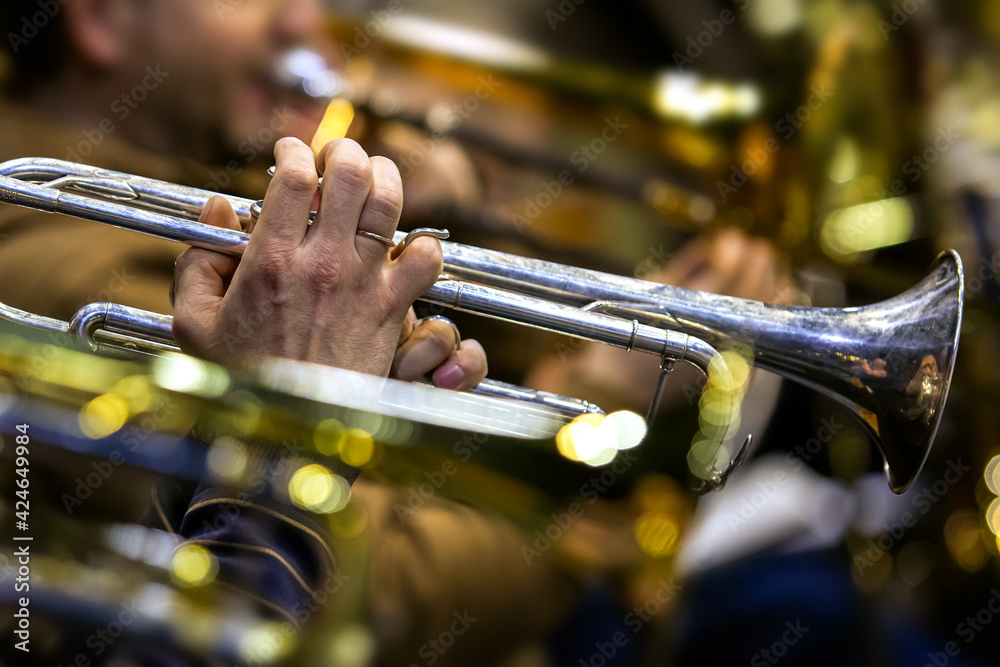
[810,250,963,493]
[439,243,966,494]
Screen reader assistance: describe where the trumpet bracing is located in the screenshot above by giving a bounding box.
[0,158,965,493]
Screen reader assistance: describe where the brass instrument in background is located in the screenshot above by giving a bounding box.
[0,157,965,494]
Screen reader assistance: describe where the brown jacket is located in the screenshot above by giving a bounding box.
[0,101,265,321]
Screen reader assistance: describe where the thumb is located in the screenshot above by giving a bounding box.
[171,197,241,349]
[384,236,443,313]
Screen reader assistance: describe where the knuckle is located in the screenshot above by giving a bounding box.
[301,254,344,293]
[328,143,373,193]
[173,249,196,274]
[170,311,199,350]
[370,155,402,184]
[250,247,294,290]
[278,163,319,195]
[365,183,404,224]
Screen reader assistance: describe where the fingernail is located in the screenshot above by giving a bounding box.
[433,362,465,389]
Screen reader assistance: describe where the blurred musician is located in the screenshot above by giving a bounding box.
[0,0,327,318]
[0,2,604,665]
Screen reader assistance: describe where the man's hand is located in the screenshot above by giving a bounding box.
[172,137,484,385]
[652,228,793,302]
[525,229,793,413]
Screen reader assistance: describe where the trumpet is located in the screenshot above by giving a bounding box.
[0,157,964,493]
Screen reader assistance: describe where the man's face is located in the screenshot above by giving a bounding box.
[128,0,325,164]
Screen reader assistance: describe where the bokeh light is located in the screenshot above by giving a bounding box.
[152,354,230,398]
[170,544,218,588]
[984,454,1000,495]
[79,393,129,439]
[288,464,351,513]
[634,511,681,558]
[206,436,250,485]
[557,411,646,467]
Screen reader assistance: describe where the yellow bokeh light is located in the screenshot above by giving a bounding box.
[327,623,376,667]
[603,411,647,450]
[687,436,732,481]
[0,376,15,416]
[339,428,377,468]
[354,412,389,440]
[79,394,129,439]
[718,350,752,389]
[315,419,346,456]
[699,390,741,428]
[206,437,249,485]
[152,354,230,398]
[819,198,914,257]
[112,375,154,412]
[707,354,748,394]
[986,497,1000,536]
[289,464,351,513]
[585,446,618,467]
[556,414,617,466]
[226,391,264,435]
[943,510,989,573]
[634,512,681,558]
[171,544,218,588]
[984,455,1000,496]
[556,424,580,461]
[239,621,295,664]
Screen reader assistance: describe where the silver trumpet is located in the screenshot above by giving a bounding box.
[0,157,965,493]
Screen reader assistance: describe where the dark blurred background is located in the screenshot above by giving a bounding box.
[0,0,999,664]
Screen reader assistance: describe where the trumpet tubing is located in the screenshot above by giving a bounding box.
[0,158,965,493]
